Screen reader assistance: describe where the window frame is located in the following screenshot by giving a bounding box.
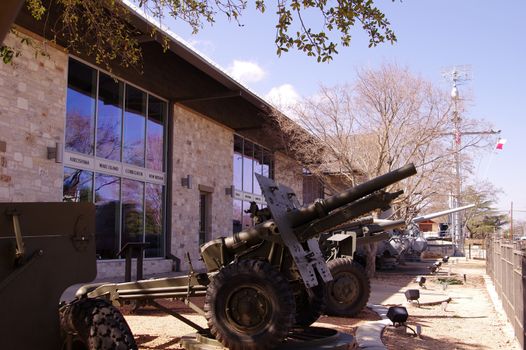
[63,56,169,259]
[232,135,274,232]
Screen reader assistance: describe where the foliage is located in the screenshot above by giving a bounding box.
[138,0,398,62]
[463,182,507,239]
[3,0,398,69]
[272,63,494,277]
[0,28,49,64]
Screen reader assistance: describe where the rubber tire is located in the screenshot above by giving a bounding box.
[294,281,326,326]
[325,258,371,317]
[61,298,137,350]
[204,259,295,350]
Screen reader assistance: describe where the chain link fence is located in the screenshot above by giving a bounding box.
[486,239,526,348]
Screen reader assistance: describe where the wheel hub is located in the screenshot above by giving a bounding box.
[226,286,271,330]
[331,273,359,303]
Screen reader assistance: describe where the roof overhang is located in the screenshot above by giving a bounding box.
[13,1,295,151]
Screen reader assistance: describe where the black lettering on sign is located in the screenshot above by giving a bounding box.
[71,157,89,165]
[125,169,143,176]
[148,174,164,181]
[99,163,119,171]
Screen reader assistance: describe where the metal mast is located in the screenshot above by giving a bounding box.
[444,67,468,254]
[442,66,500,255]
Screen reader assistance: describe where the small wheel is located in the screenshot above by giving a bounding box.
[294,281,326,326]
[60,298,137,350]
[325,258,371,317]
[204,259,295,350]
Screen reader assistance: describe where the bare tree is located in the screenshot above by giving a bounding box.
[273,63,492,277]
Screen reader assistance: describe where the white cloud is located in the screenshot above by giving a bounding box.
[226,60,266,84]
[187,39,216,55]
[265,84,301,111]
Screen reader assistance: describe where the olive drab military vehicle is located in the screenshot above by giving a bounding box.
[0,203,137,350]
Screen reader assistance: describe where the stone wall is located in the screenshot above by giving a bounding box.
[0,31,67,202]
[0,31,305,278]
[171,105,234,270]
[274,151,304,204]
[96,259,174,280]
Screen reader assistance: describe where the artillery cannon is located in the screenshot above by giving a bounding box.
[318,203,475,316]
[83,164,416,350]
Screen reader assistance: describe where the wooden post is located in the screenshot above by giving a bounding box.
[521,253,526,348]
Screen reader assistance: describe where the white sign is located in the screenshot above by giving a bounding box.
[64,151,165,185]
[64,152,93,170]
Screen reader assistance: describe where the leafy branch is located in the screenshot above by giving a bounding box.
[4,0,397,68]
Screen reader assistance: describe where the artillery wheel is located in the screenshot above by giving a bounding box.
[60,298,137,350]
[204,259,295,350]
[325,258,370,317]
[294,281,326,326]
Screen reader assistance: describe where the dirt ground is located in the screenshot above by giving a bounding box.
[121,259,521,349]
[123,297,379,349]
[381,259,521,350]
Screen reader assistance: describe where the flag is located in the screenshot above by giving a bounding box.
[495,138,507,150]
[454,130,461,145]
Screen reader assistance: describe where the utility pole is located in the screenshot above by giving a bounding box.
[510,201,513,239]
[442,66,500,255]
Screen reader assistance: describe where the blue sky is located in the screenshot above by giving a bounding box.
[160,0,526,221]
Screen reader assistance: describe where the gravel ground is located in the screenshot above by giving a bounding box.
[381,259,521,350]
[119,259,520,350]
[122,297,379,349]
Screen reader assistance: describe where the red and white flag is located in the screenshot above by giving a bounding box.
[495,138,507,150]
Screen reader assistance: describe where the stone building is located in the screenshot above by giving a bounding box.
[0,5,305,278]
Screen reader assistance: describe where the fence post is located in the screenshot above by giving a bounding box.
[521,253,526,348]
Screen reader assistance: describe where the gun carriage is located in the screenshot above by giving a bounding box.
[81,164,416,350]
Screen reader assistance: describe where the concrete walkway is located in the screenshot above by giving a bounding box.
[355,261,452,349]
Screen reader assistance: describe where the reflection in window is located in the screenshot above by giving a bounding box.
[124,86,146,167]
[95,174,120,259]
[65,59,96,155]
[232,135,274,233]
[63,167,93,202]
[242,201,253,229]
[233,199,242,233]
[253,145,263,195]
[233,137,243,191]
[262,150,272,178]
[147,96,165,171]
[97,73,123,161]
[122,179,144,245]
[64,58,167,259]
[145,183,163,258]
[243,141,254,193]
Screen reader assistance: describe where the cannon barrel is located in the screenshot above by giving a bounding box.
[223,164,416,249]
[411,203,475,223]
[372,203,476,230]
[330,203,476,237]
[288,163,417,228]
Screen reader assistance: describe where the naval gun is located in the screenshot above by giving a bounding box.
[373,203,477,266]
[83,164,417,350]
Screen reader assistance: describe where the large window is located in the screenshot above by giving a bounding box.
[63,58,167,259]
[232,135,273,233]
